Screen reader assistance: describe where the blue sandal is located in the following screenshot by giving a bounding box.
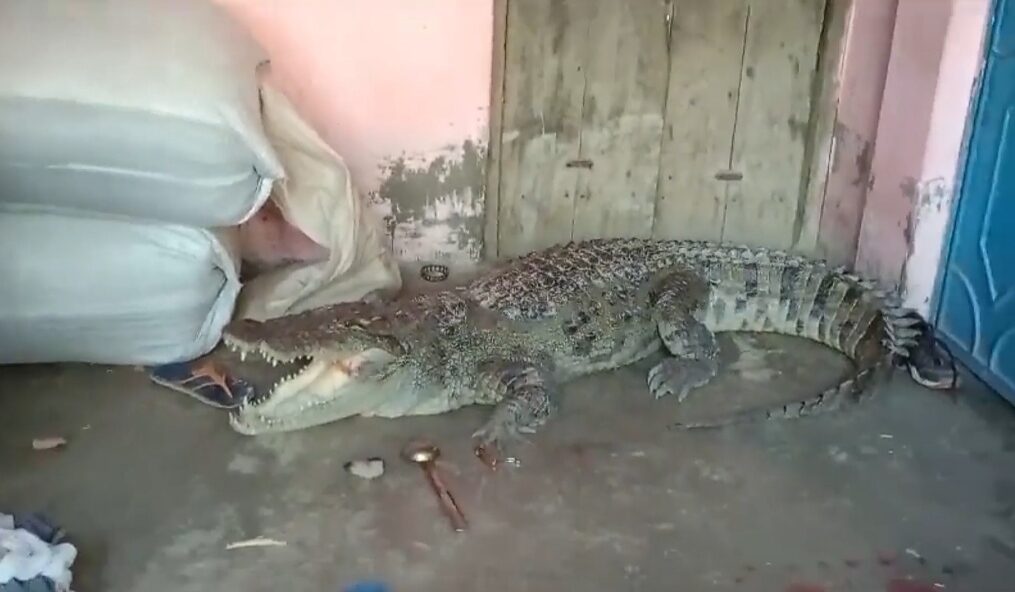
[148,358,255,409]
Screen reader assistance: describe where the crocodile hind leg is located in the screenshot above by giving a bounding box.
[471,362,558,469]
[648,270,720,401]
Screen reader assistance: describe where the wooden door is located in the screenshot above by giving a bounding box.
[491,0,829,257]
[494,0,672,257]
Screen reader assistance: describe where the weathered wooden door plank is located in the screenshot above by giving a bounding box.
[571,0,671,242]
[723,0,828,249]
[497,0,588,257]
[496,0,832,256]
[653,0,749,241]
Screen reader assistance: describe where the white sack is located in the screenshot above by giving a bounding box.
[0,210,241,365]
[0,0,284,227]
[235,81,402,321]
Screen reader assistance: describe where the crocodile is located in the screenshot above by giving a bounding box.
[221,238,956,464]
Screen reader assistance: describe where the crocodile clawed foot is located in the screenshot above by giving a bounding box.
[472,441,525,471]
[471,423,528,471]
[647,358,718,402]
[473,441,503,470]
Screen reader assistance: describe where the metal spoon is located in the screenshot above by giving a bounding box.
[401,438,468,532]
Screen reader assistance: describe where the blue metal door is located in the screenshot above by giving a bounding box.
[936,0,1015,402]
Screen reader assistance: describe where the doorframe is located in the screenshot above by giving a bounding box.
[930,0,1000,323]
[482,0,508,261]
[847,0,993,317]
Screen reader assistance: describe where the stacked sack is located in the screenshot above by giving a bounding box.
[0,0,285,365]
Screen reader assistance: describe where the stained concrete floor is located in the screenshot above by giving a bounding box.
[2,335,1015,592]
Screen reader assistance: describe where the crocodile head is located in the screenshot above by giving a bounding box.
[220,303,437,435]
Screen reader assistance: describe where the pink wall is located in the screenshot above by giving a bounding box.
[817,0,899,266]
[214,0,493,266]
[906,0,992,311]
[215,0,990,302]
[853,0,990,316]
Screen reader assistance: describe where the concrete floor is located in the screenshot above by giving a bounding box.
[2,335,1015,591]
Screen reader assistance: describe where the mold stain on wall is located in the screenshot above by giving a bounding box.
[370,140,487,266]
[210,0,494,268]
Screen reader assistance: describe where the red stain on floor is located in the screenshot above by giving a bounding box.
[785,582,826,592]
[886,579,940,592]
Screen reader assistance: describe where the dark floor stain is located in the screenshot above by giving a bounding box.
[786,582,826,592]
[886,578,940,592]
[985,534,1015,562]
[878,550,898,566]
[941,561,974,577]
[559,441,616,468]
[993,479,1015,521]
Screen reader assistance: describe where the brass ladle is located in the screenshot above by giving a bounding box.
[401,438,468,532]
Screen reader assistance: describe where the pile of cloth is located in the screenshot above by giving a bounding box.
[0,514,76,592]
[0,0,400,367]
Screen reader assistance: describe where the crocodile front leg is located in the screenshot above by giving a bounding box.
[648,269,720,401]
[471,361,558,469]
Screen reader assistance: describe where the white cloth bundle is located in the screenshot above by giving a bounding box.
[0,514,76,592]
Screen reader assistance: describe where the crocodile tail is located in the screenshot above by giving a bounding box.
[670,360,893,430]
[670,305,956,431]
[672,245,957,430]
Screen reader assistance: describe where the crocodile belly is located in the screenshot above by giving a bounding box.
[553,321,661,378]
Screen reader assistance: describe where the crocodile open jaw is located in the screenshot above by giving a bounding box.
[221,332,401,435]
